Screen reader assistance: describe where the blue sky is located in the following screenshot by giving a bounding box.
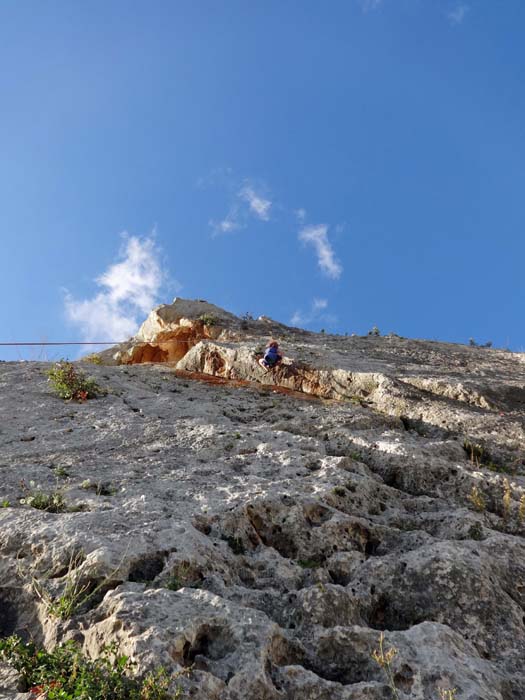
[1,0,524,360]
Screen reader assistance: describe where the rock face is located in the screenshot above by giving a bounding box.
[105,298,251,365]
[1,299,525,700]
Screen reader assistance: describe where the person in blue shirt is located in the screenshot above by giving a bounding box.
[258,340,283,372]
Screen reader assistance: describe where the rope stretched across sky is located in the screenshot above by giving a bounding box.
[0,340,191,346]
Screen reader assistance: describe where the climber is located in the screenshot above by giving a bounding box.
[258,340,283,372]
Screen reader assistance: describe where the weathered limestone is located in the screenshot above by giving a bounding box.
[1,300,525,699]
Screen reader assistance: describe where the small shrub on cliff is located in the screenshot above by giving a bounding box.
[469,338,492,348]
[502,478,512,521]
[371,632,399,699]
[47,361,100,401]
[438,690,458,700]
[24,549,127,621]
[332,486,346,498]
[19,480,66,513]
[0,636,182,699]
[83,352,103,364]
[467,521,484,541]
[463,440,486,467]
[468,485,486,512]
[463,440,509,472]
[240,312,253,330]
[198,314,216,327]
[519,494,525,524]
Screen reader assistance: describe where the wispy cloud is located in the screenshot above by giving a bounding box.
[64,234,167,341]
[210,181,272,234]
[239,186,271,221]
[295,208,307,222]
[313,298,328,312]
[447,3,469,25]
[291,297,335,328]
[298,224,343,279]
[359,0,382,13]
[212,204,242,234]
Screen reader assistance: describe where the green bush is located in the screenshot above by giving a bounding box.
[0,636,182,699]
[197,314,216,327]
[47,361,100,401]
[19,481,66,513]
[83,353,103,364]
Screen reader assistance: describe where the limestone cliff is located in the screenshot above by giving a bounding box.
[1,299,525,699]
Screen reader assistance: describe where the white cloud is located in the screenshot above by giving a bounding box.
[64,235,166,342]
[239,186,271,221]
[298,224,343,279]
[448,4,469,25]
[210,205,242,235]
[290,310,305,326]
[359,0,382,13]
[295,208,307,222]
[291,298,335,328]
[209,179,272,234]
[217,218,239,233]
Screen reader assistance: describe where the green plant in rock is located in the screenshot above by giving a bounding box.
[469,338,492,349]
[53,466,70,479]
[487,461,516,475]
[463,440,510,473]
[371,632,399,699]
[438,689,458,700]
[468,484,486,513]
[0,635,183,699]
[198,314,216,327]
[519,494,525,524]
[47,360,100,401]
[464,439,484,466]
[26,549,124,621]
[0,499,10,508]
[28,549,90,620]
[332,486,346,497]
[19,480,66,513]
[467,521,484,541]
[47,579,92,620]
[502,478,512,521]
[240,312,254,330]
[83,353,103,364]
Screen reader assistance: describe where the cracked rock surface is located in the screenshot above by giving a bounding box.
[1,300,525,699]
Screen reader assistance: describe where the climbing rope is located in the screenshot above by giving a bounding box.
[0,342,122,346]
[0,339,194,346]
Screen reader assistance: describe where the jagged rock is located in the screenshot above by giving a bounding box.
[1,300,525,699]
